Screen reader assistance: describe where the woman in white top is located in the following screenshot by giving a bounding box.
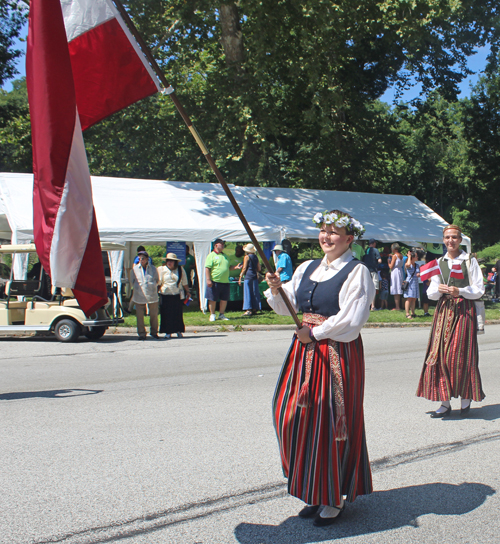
[265,210,374,527]
[417,225,485,417]
[157,253,189,339]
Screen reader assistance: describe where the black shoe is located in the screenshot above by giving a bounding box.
[460,404,471,417]
[150,334,159,339]
[313,504,345,527]
[138,336,146,340]
[430,405,451,418]
[298,505,321,518]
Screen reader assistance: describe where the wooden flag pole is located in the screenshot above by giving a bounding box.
[111,0,301,327]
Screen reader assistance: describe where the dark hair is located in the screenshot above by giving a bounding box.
[137,245,146,253]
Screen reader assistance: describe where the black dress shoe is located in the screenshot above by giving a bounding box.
[313,504,345,527]
[430,405,451,418]
[460,404,471,417]
[298,505,321,518]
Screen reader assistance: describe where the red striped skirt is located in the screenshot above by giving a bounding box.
[416,296,485,402]
[272,329,372,506]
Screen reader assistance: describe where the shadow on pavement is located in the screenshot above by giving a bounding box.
[0,388,102,400]
[425,403,500,422]
[234,482,495,543]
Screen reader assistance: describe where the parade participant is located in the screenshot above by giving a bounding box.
[265,210,374,527]
[158,253,189,339]
[416,225,485,417]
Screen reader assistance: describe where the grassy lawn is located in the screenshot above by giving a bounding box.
[119,300,500,327]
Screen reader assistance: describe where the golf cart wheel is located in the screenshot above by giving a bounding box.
[85,326,107,340]
[54,319,81,342]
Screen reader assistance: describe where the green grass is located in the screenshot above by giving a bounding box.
[119,301,500,327]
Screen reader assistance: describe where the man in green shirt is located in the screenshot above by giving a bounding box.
[205,238,241,321]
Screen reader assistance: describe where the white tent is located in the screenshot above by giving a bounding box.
[0,173,469,310]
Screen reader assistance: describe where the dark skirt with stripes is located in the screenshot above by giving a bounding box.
[416,295,485,401]
[272,335,372,507]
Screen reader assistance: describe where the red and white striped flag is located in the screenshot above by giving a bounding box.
[450,262,465,279]
[62,0,161,131]
[419,259,441,282]
[26,0,108,315]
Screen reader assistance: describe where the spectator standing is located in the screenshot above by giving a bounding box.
[403,249,420,319]
[158,253,189,339]
[272,244,293,283]
[363,239,382,310]
[389,243,404,310]
[379,270,389,310]
[184,245,196,291]
[239,244,262,316]
[130,251,159,340]
[205,238,241,322]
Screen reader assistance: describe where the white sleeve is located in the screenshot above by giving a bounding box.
[311,263,374,343]
[459,257,485,299]
[264,260,312,316]
[426,272,442,301]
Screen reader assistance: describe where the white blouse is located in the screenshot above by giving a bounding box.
[265,250,374,343]
[427,251,484,301]
[157,266,188,296]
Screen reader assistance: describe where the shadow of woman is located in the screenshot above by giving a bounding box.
[234,482,495,544]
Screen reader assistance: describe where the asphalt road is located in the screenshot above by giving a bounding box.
[1,325,499,544]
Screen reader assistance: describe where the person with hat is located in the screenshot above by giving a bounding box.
[157,253,190,338]
[363,239,382,311]
[272,244,293,283]
[238,243,262,316]
[130,251,159,340]
[205,238,242,322]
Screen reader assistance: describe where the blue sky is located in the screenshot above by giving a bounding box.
[2,29,491,102]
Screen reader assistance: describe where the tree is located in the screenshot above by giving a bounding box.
[461,61,500,246]
[0,0,28,86]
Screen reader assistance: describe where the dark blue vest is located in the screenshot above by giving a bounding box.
[296,258,363,317]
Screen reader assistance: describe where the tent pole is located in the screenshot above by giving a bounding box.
[111,0,301,327]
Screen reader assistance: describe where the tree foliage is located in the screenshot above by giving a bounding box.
[0,0,28,86]
[1,1,500,248]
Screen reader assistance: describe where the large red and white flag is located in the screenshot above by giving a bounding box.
[420,259,442,282]
[26,0,108,315]
[62,0,161,131]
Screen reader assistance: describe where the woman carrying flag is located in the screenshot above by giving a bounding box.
[416,225,485,418]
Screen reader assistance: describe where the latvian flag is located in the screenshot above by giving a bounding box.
[450,262,465,279]
[26,0,160,315]
[419,259,441,282]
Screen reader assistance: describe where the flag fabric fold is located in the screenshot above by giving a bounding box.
[61,0,161,131]
[419,259,442,282]
[27,0,107,315]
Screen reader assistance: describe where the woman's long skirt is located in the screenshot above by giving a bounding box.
[416,296,485,401]
[159,294,185,334]
[272,335,372,507]
[243,278,261,311]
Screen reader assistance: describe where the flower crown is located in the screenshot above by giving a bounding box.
[312,211,365,239]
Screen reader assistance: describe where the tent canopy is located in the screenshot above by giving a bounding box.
[0,172,469,248]
[0,172,470,310]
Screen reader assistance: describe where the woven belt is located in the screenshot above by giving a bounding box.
[299,313,347,441]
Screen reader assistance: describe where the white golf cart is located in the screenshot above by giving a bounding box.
[0,243,125,342]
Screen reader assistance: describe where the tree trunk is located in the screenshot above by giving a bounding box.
[219,4,244,75]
